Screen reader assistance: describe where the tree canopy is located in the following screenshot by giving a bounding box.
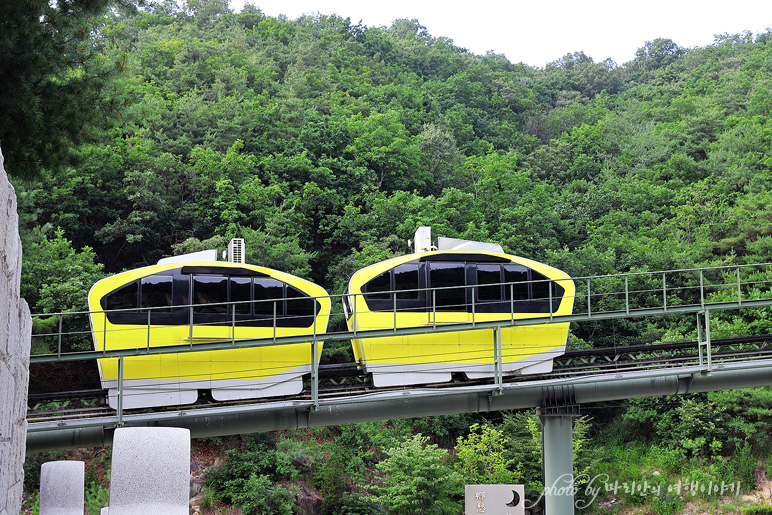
[11,1,772,348]
[0,0,148,178]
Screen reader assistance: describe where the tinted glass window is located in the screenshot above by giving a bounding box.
[141,275,173,312]
[363,272,391,301]
[193,275,228,313]
[230,277,252,315]
[394,264,420,300]
[254,277,284,316]
[504,265,529,301]
[104,281,139,311]
[429,262,466,311]
[476,264,502,302]
[531,271,551,301]
[286,285,315,319]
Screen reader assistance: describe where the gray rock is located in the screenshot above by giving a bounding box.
[0,145,32,515]
[297,484,322,515]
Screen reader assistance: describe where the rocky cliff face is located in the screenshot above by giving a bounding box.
[0,146,32,515]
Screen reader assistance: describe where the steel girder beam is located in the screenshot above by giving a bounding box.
[26,359,772,453]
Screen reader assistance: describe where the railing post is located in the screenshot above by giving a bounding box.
[737,267,742,306]
[510,283,515,324]
[471,285,476,327]
[697,310,712,372]
[57,315,63,358]
[311,300,318,410]
[432,290,436,330]
[586,278,591,318]
[393,291,397,333]
[147,309,151,350]
[549,282,553,321]
[189,305,194,349]
[311,337,319,410]
[700,269,705,310]
[117,355,125,427]
[705,310,712,372]
[697,312,704,366]
[353,294,357,338]
[493,326,503,394]
[663,272,667,312]
[625,275,630,315]
[231,301,236,345]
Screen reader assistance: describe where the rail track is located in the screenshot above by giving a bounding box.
[26,334,772,423]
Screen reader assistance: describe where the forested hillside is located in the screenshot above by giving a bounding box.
[14,2,772,513]
[17,1,772,341]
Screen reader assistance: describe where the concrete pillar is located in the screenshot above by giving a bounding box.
[108,427,191,515]
[0,145,32,515]
[541,414,575,515]
[39,461,85,515]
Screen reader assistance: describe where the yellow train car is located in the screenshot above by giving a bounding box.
[344,234,575,387]
[88,253,330,409]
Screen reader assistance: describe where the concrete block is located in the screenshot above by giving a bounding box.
[108,427,190,515]
[39,461,85,515]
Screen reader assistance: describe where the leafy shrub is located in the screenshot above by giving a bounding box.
[454,423,520,484]
[231,474,296,515]
[316,444,350,500]
[22,228,106,353]
[651,491,681,515]
[731,440,757,489]
[709,388,772,452]
[622,397,674,438]
[322,494,385,515]
[276,438,315,481]
[24,492,40,515]
[742,507,772,514]
[654,398,727,456]
[412,413,479,446]
[651,445,687,473]
[85,476,110,515]
[206,434,298,503]
[374,433,462,515]
[500,411,545,505]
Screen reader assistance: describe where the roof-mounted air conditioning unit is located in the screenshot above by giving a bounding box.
[228,238,245,264]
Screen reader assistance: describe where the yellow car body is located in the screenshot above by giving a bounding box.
[345,251,574,387]
[88,261,330,409]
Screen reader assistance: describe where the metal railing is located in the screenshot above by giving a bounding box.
[28,262,772,422]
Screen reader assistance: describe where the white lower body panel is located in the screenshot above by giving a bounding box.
[365,347,563,388]
[103,364,309,409]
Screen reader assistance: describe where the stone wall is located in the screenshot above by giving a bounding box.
[0,146,32,515]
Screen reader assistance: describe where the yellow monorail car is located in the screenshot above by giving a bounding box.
[344,231,575,387]
[88,251,330,409]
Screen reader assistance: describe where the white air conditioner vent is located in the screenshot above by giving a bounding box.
[414,226,433,252]
[228,238,245,264]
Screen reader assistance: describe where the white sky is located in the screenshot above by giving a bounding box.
[227,0,772,68]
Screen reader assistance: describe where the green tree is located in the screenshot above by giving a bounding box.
[0,0,144,178]
[21,228,106,352]
[374,434,462,515]
[454,423,520,484]
[344,111,425,192]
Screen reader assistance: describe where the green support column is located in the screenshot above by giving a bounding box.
[540,411,576,514]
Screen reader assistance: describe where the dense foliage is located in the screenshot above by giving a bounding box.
[14,3,772,345]
[13,2,772,513]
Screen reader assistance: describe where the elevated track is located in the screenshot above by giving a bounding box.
[26,262,772,452]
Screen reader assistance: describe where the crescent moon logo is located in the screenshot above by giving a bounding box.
[505,489,520,507]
